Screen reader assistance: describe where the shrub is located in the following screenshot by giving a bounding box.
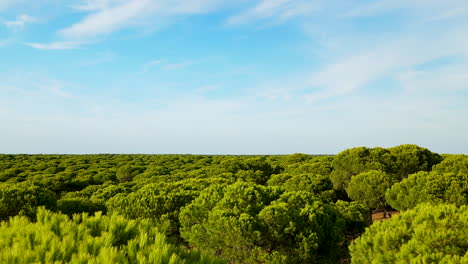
[0,208,225,264]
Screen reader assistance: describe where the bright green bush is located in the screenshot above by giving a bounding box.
[268,173,336,202]
[331,145,441,191]
[0,182,56,221]
[350,204,468,264]
[386,171,468,211]
[330,147,391,190]
[57,198,107,216]
[334,200,370,237]
[346,170,396,213]
[116,165,145,182]
[431,154,468,175]
[107,178,231,236]
[180,182,347,263]
[283,156,333,176]
[387,144,442,180]
[0,208,225,264]
[220,157,282,184]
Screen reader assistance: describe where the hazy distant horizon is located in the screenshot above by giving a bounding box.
[1,144,465,156]
[1,0,467,154]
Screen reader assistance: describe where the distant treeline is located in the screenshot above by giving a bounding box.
[0,145,467,263]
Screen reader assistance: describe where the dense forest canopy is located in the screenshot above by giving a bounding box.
[0,144,467,263]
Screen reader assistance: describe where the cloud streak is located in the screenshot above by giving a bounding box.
[227,0,318,25]
[345,0,468,19]
[25,41,90,50]
[300,0,468,102]
[60,0,233,39]
[61,0,153,39]
[4,14,36,31]
[141,59,196,73]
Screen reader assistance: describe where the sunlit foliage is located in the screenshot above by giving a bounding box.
[350,203,468,264]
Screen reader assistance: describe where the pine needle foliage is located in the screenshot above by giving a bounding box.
[0,208,225,264]
[350,203,468,264]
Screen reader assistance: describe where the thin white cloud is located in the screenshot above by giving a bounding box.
[141,59,196,73]
[195,84,221,94]
[345,0,468,19]
[71,0,118,11]
[61,0,153,38]
[227,0,318,25]
[305,49,402,102]
[25,41,89,50]
[303,20,468,102]
[163,60,195,70]
[4,14,36,31]
[142,59,164,73]
[60,0,233,39]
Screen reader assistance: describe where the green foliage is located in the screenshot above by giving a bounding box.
[283,153,311,163]
[0,167,23,182]
[385,171,430,211]
[0,208,225,264]
[57,198,107,216]
[386,170,468,211]
[331,145,441,191]
[283,156,333,176]
[432,154,468,175]
[180,182,346,263]
[107,178,231,236]
[116,165,145,182]
[386,155,468,211]
[334,200,370,236]
[346,170,396,211]
[0,182,57,221]
[220,157,282,184]
[350,203,468,264]
[330,147,391,190]
[387,144,442,180]
[63,182,130,204]
[268,173,336,202]
[0,149,461,264]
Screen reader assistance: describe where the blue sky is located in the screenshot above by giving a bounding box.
[1,0,468,154]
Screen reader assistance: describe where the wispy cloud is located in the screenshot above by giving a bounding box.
[141,59,196,73]
[195,84,221,94]
[305,48,401,102]
[345,0,468,19]
[4,14,36,31]
[142,59,164,73]
[295,0,468,102]
[163,60,196,70]
[227,0,318,25]
[60,0,233,39]
[25,41,89,50]
[71,0,117,11]
[61,0,153,39]
[304,29,468,102]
